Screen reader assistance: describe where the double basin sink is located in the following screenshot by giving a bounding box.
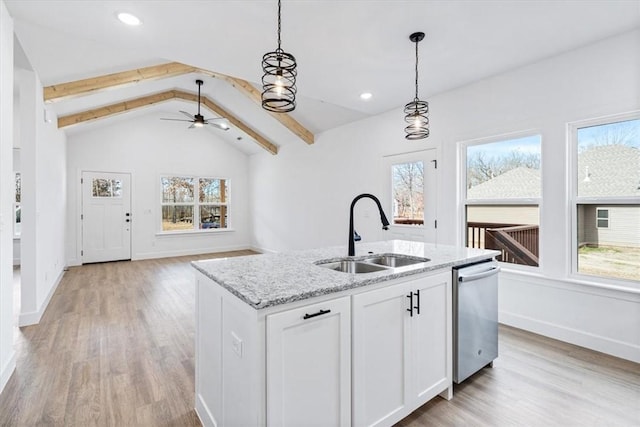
[316,253,430,274]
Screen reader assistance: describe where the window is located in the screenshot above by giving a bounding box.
[463,134,541,267]
[160,176,229,232]
[92,178,122,198]
[572,114,640,282]
[14,172,21,237]
[596,209,609,229]
[392,161,424,225]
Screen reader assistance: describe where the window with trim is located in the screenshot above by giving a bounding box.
[14,172,21,237]
[92,178,122,197]
[463,134,541,267]
[572,114,639,282]
[392,161,424,225]
[160,176,229,232]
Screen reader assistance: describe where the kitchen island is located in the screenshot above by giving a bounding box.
[192,240,498,427]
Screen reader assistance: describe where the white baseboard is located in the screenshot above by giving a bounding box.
[0,351,16,395]
[249,245,276,254]
[66,258,81,267]
[195,393,217,427]
[499,310,640,363]
[19,269,65,327]
[134,244,253,261]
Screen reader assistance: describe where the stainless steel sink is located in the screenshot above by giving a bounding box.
[320,260,388,274]
[363,254,430,268]
[315,253,430,274]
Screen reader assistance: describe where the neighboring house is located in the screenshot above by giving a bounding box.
[466,167,540,226]
[467,145,640,249]
[577,144,640,249]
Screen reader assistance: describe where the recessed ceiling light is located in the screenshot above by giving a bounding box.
[117,12,142,26]
[360,92,373,100]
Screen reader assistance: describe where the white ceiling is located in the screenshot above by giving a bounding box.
[6,0,640,153]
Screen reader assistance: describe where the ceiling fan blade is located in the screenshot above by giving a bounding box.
[188,123,196,129]
[179,110,195,120]
[208,122,230,131]
[160,118,193,122]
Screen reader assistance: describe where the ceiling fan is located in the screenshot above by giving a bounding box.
[161,79,230,130]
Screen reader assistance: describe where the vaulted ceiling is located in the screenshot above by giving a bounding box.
[6,0,640,155]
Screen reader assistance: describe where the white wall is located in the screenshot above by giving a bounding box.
[250,113,428,253]
[66,112,252,264]
[0,0,15,394]
[16,67,67,327]
[250,30,640,362]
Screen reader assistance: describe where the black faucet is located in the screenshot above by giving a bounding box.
[348,193,390,256]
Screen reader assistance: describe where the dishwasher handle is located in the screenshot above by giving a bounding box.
[458,266,500,282]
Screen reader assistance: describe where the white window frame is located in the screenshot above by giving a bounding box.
[159,175,231,234]
[460,131,543,270]
[569,111,640,285]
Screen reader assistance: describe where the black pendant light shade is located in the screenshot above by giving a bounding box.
[405,32,429,140]
[262,0,297,113]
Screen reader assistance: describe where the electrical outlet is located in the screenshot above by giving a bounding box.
[231,332,243,358]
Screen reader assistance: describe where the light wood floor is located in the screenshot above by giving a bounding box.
[1,252,639,426]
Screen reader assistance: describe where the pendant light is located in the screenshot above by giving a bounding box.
[404,32,429,140]
[261,0,297,113]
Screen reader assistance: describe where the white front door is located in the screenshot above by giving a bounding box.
[82,171,131,263]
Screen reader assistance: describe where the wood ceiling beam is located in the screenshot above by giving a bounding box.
[197,71,315,145]
[172,90,278,155]
[57,89,278,155]
[44,62,197,102]
[44,62,315,145]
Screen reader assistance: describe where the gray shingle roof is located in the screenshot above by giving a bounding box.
[467,167,540,199]
[578,145,640,197]
[467,145,640,199]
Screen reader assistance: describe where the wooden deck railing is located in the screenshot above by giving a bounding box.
[468,222,539,266]
[394,218,424,225]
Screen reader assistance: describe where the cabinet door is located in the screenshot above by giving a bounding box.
[411,271,452,405]
[267,296,351,427]
[352,282,413,427]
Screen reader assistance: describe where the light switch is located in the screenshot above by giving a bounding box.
[231,331,243,358]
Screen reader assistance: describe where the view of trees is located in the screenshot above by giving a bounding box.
[161,177,229,230]
[199,178,227,203]
[577,119,639,152]
[92,178,122,197]
[161,177,194,203]
[467,150,540,188]
[15,172,20,203]
[393,161,424,222]
[161,177,195,227]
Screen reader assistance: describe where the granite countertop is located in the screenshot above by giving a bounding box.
[192,240,499,310]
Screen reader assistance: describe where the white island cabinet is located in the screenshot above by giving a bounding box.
[192,240,498,427]
[267,296,352,426]
[352,271,452,427]
[195,269,452,427]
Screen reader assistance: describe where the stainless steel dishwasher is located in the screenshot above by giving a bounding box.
[452,259,500,384]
